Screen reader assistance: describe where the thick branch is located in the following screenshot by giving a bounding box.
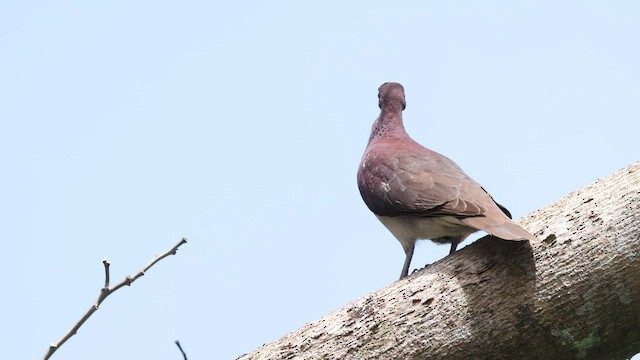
[42,238,188,360]
[241,163,640,360]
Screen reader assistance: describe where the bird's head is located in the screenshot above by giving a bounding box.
[378,82,406,111]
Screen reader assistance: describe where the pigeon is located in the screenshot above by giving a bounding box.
[357,82,536,280]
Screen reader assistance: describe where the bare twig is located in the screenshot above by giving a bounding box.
[102,260,110,288]
[175,340,188,360]
[42,238,188,360]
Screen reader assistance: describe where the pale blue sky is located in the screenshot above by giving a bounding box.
[2,1,639,359]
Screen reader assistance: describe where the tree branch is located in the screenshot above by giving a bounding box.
[175,340,188,360]
[240,163,640,360]
[42,237,188,360]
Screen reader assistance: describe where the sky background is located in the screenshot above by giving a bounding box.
[2,1,639,359]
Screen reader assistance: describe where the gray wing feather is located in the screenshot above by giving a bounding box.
[359,151,490,217]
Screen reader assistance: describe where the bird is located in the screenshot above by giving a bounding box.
[357,82,537,280]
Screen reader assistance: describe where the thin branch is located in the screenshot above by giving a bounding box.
[102,260,110,288]
[42,237,188,360]
[175,340,188,360]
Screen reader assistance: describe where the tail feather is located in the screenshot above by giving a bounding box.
[463,217,537,242]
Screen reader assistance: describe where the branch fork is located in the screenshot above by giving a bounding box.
[43,238,188,360]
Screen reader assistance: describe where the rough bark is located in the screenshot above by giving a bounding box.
[240,163,640,360]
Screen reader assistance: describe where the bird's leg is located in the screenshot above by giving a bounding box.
[399,243,415,280]
[449,240,458,255]
[448,235,469,255]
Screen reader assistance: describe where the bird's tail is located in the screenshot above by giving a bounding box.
[463,217,537,242]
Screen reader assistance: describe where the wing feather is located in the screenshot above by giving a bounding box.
[358,150,494,217]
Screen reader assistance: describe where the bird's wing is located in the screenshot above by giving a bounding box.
[359,150,500,218]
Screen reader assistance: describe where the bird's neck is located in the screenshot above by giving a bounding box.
[368,111,409,143]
